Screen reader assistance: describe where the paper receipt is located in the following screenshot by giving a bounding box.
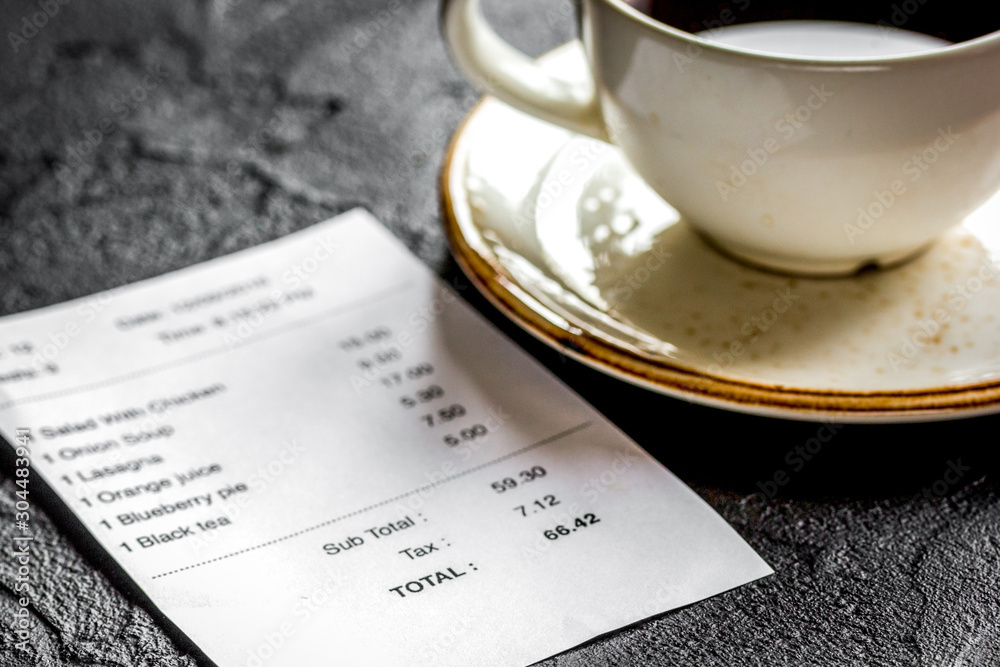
[0,210,772,666]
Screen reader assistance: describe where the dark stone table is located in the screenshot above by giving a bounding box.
[1,1,998,665]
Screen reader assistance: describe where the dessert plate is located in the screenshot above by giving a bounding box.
[440,45,1000,423]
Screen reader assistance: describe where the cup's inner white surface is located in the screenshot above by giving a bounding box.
[696,21,949,57]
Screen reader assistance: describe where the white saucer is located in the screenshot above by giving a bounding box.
[441,45,1000,423]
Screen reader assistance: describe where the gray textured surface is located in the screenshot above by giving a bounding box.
[1,1,999,665]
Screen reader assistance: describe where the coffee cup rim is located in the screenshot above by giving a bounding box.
[604,0,1000,64]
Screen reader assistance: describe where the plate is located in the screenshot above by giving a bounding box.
[440,44,1000,422]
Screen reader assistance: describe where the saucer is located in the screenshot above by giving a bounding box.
[440,44,1000,423]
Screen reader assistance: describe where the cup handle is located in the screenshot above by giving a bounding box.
[441,0,606,140]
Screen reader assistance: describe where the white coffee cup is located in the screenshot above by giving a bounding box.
[442,0,1000,275]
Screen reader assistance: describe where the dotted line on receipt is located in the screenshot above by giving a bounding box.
[149,420,593,579]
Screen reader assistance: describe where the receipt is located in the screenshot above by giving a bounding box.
[0,210,772,666]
